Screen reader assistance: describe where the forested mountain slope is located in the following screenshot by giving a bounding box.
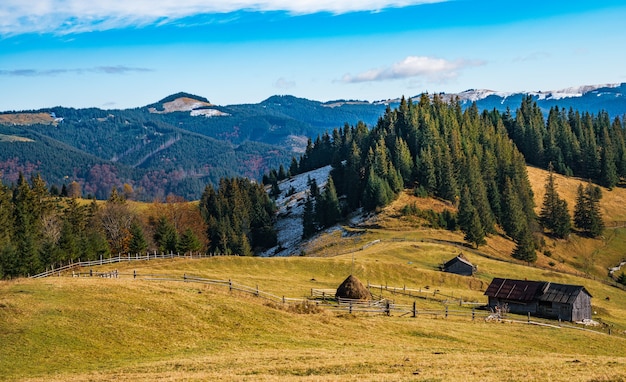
[1,84,625,200]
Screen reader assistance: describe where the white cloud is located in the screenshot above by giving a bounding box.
[341,56,484,84]
[274,77,296,89]
[0,0,445,36]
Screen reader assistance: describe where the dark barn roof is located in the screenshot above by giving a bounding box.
[484,278,547,302]
[485,278,591,302]
[443,255,474,270]
[539,282,591,304]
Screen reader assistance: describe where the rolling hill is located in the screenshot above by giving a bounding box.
[2,83,625,200]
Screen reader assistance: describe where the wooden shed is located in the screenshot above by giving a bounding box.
[484,278,592,322]
[442,254,476,276]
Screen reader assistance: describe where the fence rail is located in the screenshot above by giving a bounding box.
[30,252,235,279]
[367,283,481,306]
[32,266,620,336]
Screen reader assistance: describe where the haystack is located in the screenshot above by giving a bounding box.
[335,274,371,300]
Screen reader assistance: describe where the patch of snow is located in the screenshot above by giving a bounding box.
[190,109,229,117]
[455,89,514,102]
[149,97,213,114]
[259,165,333,257]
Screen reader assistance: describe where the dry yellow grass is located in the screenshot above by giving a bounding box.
[0,112,55,126]
[527,165,626,223]
[1,265,625,382]
[3,166,626,381]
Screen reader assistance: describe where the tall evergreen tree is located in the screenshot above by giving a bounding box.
[129,221,148,254]
[573,183,605,238]
[457,186,485,248]
[512,227,537,263]
[179,228,202,253]
[539,165,571,238]
[153,216,178,253]
[315,177,341,229]
[301,195,316,239]
[500,178,528,241]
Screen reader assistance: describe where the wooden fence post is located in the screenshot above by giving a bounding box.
[412,301,416,318]
[229,279,232,292]
[133,270,136,279]
[445,306,448,318]
[472,308,475,321]
[349,301,353,314]
[528,312,531,323]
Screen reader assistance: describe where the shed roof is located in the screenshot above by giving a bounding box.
[443,254,474,270]
[539,282,591,304]
[484,278,546,302]
[484,278,592,303]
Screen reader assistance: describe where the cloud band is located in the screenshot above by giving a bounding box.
[0,0,445,36]
[341,55,484,84]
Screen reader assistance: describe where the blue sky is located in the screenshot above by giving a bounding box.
[1,0,625,110]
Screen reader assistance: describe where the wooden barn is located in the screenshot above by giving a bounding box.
[441,254,476,276]
[484,278,592,322]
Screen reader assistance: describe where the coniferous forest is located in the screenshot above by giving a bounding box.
[1,94,622,278]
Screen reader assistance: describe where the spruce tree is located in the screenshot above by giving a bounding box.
[500,178,528,241]
[302,195,316,239]
[512,228,537,263]
[315,177,341,229]
[129,221,148,254]
[153,216,178,253]
[574,183,604,238]
[178,228,202,253]
[539,166,571,238]
[458,186,485,248]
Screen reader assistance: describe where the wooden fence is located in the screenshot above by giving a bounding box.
[32,265,620,335]
[30,252,235,279]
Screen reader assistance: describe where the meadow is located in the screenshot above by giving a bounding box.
[2,165,626,381]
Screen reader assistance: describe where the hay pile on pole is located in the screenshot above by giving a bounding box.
[335,274,371,301]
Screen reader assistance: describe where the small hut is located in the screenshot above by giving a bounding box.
[442,253,476,276]
[335,274,371,301]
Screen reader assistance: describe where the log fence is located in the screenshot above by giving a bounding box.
[30,251,235,279]
[31,265,619,335]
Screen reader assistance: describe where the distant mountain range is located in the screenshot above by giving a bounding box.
[1,83,624,200]
[440,82,626,117]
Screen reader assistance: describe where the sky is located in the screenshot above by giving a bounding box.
[1,0,625,111]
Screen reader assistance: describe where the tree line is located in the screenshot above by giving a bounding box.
[284,95,611,262]
[506,96,625,189]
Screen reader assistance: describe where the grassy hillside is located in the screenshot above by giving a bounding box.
[2,252,626,381]
[2,165,626,381]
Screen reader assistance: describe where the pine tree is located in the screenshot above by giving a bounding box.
[302,195,316,239]
[315,177,341,229]
[573,183,605,238]
[153,216,178,253]
[393,137,414,186]
[539,165,571,238]
[600,126,618,189]
[458,186,485,248]
[512,228,537,263]
[500,178,528,241]
[129,221,148,254]
[178,228,202,253]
